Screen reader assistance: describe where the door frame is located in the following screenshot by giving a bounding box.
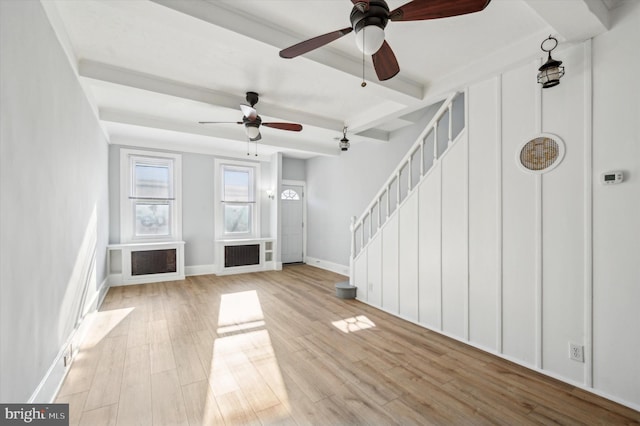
[282,179,307,263]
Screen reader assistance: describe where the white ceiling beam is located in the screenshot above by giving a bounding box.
[78,60,348,132]
[79,60,389,143]
[99,108,340,157]
[150,0,424,103]
[524,0,610,42]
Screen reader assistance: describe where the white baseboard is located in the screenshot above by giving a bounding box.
[109,272,185,286]
[185,264,216,276]
[304,256,349,277]
[109,273,123,286]
[29,276,109,403]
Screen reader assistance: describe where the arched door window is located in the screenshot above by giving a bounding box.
[281,189,300,200]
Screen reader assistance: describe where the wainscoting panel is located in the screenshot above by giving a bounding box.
[418,163,442,329]
[441,137,469,340]
[381,213,399,314]
[468,77,501,351]
[398,190,419,322]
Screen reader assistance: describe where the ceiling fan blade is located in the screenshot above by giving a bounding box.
[240,104,258,121]
[280,27,353,59]
[199,121,243,124]
[389,0,491,22]
[372,40,400,81]
[262,122,303,132]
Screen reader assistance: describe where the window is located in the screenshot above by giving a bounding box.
[120,149,182,242]
[216,159,260,238]
[281,189,300,200]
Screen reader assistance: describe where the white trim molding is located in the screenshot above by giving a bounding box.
[305,256,350,277]
[185,264,216,276]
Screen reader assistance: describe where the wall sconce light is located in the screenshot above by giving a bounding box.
[266,189,275,200]
[537,35,565,89]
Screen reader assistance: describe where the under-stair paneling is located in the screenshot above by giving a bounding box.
[501,63,537,365]
[540,45,586,382]
[441,138,469,339]
[399,190,419,322]
[382,213,399,314]
[468,77,500,351]
[354,250,368,303]
[367,232,383,308]
[418,164,442,329]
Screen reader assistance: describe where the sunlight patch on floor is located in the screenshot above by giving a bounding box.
[217,290,264,327]
[331,315,376,333]
[205,290,290,423]
[81,307,134,348]
[217,320,266,335]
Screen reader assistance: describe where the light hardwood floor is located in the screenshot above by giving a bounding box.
[56,265,640,425]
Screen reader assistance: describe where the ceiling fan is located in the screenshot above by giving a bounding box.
[279,0,492,81]
[199,91,303,141]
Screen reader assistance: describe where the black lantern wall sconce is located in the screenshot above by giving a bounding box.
[537,35,565,88]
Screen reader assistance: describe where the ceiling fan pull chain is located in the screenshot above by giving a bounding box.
[361,26,367,87]
[247,139,250,156]
[255,140,258,157]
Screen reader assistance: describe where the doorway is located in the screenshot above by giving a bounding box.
[281,182,305,264]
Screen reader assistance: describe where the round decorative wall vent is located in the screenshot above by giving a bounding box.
[517,133,565,174]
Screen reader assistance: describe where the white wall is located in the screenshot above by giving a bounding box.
[591,0,640,406]
[352,2,640,409]
[0,1,110,402]
[282,157,305,181]
[182,153,215,267]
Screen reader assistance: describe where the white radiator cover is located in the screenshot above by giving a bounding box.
[108,241,185,285]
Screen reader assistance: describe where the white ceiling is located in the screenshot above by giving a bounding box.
[47,0,613,160]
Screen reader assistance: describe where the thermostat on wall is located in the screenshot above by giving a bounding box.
[601,171,623,184]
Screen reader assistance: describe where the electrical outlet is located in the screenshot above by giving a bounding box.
[63,344,73,367]
[569,342,584,362]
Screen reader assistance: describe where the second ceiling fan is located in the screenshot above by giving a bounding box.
[199,91,303,141]
[280,0,492,81]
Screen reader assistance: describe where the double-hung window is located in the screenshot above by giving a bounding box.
[120,149,182,242]
[216,159,260,238]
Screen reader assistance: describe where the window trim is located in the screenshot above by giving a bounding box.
[215,158,261,239]
[120,148,182,243]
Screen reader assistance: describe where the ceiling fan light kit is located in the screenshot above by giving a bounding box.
[352,1,389,55]
[279,0,492,83]
[244,121,261,141]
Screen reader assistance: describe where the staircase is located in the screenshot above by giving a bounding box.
[349,91,466,320]
[350,91,465,263]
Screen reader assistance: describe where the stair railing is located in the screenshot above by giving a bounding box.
[349,91,463,279]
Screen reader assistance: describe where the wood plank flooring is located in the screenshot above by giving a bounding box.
[56,265,640,425]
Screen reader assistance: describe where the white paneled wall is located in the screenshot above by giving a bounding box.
[468,77,500,352]
[352,40,640,408]
[418,164,442,329]
[381,214,399,314]
[441,138,469,339]
[398,192,419,322]
[500,63,539,367]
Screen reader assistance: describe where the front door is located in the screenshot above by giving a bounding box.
[281,184,304,263]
